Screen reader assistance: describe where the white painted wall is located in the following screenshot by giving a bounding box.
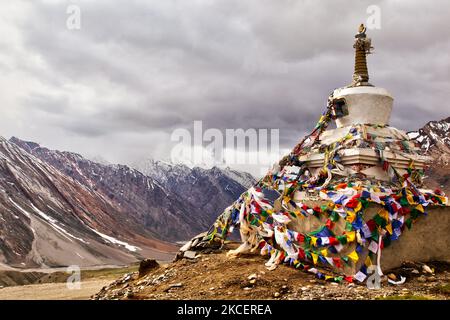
[333,86,393,128]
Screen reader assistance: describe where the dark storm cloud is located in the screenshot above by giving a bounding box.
[0,0,449,173]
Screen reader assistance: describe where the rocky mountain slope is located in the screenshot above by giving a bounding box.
[408,117,450,193]
[408,116,450,165]
[0,137,177,268]
[10,138,255,242]
[1,137,255,268]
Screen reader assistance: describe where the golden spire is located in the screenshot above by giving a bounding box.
[351,24,373,87]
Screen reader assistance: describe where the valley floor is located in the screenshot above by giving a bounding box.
[0,279,112,300]
[0,265,138,300]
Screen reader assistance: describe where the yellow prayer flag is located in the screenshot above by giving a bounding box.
[310,236,318,246]
[416,204,424,213]
[346,231,356,242]
[379,209,389,221]
[354,202,362,213]
[348,250,359,263]
[346,210,356,223]
[385,223,393,235]
[365,255,372,267]
[311,252,318,265]
[325,275,333,281]
[321,249,328,257]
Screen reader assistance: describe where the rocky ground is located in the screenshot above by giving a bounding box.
[92,244,450,300]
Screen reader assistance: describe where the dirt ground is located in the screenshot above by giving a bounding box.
[0,279,112,300]
[93,246,450,300]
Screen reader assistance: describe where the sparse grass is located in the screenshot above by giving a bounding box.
[376,295,432,300]
[24,264,140,286]
[81,264,139,280]
[434,283,450,295]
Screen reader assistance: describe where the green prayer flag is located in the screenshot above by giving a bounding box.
[337,235,347,245]
[400,197,409,206]
[373,214,387,227]
[405,218,413,230]
[330,211,339,222]
[345,222,353,231]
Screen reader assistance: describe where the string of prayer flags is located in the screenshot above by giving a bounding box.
[200,103,448,285]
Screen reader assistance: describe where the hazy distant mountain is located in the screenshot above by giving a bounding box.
[137,160,256,227]
[2,138,255,268]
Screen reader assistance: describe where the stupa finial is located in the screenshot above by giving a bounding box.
[351,24,373,87]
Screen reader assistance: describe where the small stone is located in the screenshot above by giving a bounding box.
[163,282,183,292]
[309,279,317,283]
[123,275,132,282]
[274,292,280,298]
[209,287,215,291]
[388,273,397,281]
[331,282,338,286]
[422,265,434,274]
[411,269,420,274]
[249,279,256,284]
[183,250,197,259]
[179,240,192,252]
[417,275,427,283]
[170,282,183,288]
[248,273,257,280]
[227,291,232,295]
[301,286,309,291]
[259,271,266,275]
[243,287,252,291]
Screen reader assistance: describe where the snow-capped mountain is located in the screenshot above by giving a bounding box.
[0,137,178,268]
[2,137,255,268]
[408,116,450,164]
[138,159,255,191]
[407,116,450,193]
[135,159,256,229]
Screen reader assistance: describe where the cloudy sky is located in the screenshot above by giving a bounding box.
[0,0,449,176]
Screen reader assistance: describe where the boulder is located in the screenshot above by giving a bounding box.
[138,259,159,278]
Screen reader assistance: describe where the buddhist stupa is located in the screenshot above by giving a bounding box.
[298,23,429,184]
[183,25,449,283]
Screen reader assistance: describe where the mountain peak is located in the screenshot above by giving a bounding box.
[407,116,450,163]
